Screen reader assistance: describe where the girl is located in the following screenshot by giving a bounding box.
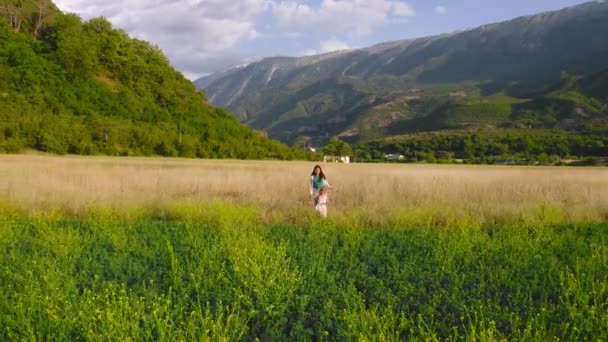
[315,186,329,217]
[310,165,331,215]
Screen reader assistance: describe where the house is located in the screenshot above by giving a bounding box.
[323,155,352,163]
[305,146,317,153]
[384,153,405,162]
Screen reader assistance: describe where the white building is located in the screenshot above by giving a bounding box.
[324,155,351,163]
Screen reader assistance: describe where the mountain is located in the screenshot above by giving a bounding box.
[0,0,307,160]
[197,1,608,145]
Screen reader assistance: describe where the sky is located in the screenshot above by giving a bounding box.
[52,0,594,80]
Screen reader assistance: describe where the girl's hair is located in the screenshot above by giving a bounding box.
[311,165,326,179]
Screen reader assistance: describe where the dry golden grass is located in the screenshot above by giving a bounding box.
[1,154,607,224]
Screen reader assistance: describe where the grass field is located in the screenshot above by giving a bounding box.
[2,154,607,224]
[0,155,607,340]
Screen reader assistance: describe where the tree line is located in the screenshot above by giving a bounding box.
[351,130,608,164]
[318,129,607,165]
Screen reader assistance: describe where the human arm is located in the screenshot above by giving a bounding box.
[309,176,314,197]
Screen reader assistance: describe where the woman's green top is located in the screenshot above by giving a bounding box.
[312,175,325,190]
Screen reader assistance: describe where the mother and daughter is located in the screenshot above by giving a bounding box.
[309,165,331,217]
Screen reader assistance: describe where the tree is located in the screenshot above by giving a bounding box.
[33,0,49,38]
[0,1,23,33]
[336,140,352,157]
[323,143,337,156]
[323,136,352,157]
[553,141,569,159]
[49,14,98,79]
[463,137,474,159]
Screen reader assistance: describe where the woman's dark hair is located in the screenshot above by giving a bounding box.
[311,165,326,179]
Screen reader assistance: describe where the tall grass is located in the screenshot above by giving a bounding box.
[1,154,607,224]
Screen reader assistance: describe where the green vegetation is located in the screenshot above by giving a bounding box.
[0,205,606,340]
[352,72,608,164]
[323,136,352,156]
[444,102,513,126]
[509,72,608,129]
[355,129,608,164]
[230,76,375,144]
[225,70,608,148]
[0,2,311,160]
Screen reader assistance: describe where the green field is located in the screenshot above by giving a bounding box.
[1,207,606,340]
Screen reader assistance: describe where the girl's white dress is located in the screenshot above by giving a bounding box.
[315,192,328,217]
[310,176,331,217]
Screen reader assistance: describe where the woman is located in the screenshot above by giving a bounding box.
[309,165,331,208]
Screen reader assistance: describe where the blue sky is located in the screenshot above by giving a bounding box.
[53,0,593,79]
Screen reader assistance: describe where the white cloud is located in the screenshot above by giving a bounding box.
[392,2,415,17]
[435,5,447,15]
[53,0,269,76]
[319,39,351,53]
[273,0,415,36]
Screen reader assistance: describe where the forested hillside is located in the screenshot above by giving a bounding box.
[0,0,308,159]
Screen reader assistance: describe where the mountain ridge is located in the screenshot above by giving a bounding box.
[196,1,608,145]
